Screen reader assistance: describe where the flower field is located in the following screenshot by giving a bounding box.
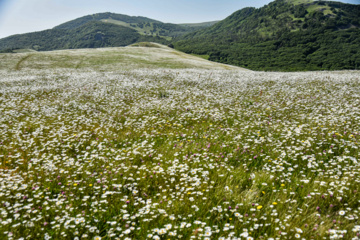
[1,67,360,240]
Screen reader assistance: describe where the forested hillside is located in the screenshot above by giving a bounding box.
[174,0,360,71]
[54,12,204,38]
[0,12,216,52]
[0,21,168,51]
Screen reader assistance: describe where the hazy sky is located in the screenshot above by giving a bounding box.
[0,0,359,39]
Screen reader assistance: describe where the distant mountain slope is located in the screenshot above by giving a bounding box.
[0,12,217,52]
[54,12,204,38]
[0,21,168,51]
[54,12,161,30]
[174,0,360,71]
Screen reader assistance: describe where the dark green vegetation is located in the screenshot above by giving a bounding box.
[174,0,360,71]
[0,13,214,52]
[0,21,170,51]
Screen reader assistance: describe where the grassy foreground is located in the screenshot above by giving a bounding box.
[0,47,360,240]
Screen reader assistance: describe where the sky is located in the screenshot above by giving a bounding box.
[0,0,359,39]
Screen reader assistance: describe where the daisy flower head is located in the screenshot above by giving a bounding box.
[339,210,346,216]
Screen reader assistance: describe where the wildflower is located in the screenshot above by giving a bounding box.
[240,232,249,237]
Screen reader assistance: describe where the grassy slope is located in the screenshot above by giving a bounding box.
[54,12,161,30]
[0,43,244,71]
[286,0,314,5]
[100,19,173,41]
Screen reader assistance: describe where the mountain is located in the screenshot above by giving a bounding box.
[53,12,210,38]
[0,21,168,52]
[174,0,360,71]
[0,12,216,52]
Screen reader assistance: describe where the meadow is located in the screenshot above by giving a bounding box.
[0,46,360,240]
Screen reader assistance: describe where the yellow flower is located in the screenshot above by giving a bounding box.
[272,202,277,205]
[229,218,232,220]
[73,183,77,186]
[281,184,285,187]
[257,205,263,210]
[89,184,93,187]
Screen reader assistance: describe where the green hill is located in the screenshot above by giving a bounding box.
[174,0,360,71]
[0,21,169,51]
[54,12,207,39]
[0,12,217,52]
[54,12,161,30]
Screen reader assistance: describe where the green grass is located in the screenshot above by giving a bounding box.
[100,19,154,35]
[306,4,332,14]
[286,0,314,5]
[129,42,163,48]
[189,54,210,60]
[13,49,37,53]
[100,19,172,41]
[0,43,242,71]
